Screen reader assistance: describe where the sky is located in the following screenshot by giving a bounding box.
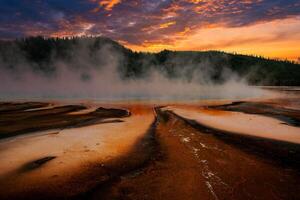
[0,0,300,61]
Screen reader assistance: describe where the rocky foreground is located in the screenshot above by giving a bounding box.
[0,97,300,200]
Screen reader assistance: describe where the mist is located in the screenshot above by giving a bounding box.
[0,38,266,101]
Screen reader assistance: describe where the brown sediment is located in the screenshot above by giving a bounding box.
[197,108,232,116]
[48,131,60,135]
[0,105,154,200]
[20,156,57,172]
[0,105,86,121]
[0,116,157,200]
[209,101,300,126]
[91,107,300,200]
[0,103,131,139]
[169,104,300,144]
[73,118,158,200]
[170,110,300,169]
[1,101,300,200]
[0,102,50,113]
[95,107,131,118]
[90,107,211,200]
[99,119,124,124]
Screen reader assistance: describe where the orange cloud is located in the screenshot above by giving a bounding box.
[141,21,177,34]
[127,40,174,52]
[177,27,191,36]
[100,0,121,11]
[187,0,203,3]
[6,0,299,62]
[126,17,300,61]
[159,21,176,29]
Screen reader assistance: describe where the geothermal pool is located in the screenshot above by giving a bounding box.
[0,87,300,200]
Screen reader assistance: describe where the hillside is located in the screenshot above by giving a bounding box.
[0,36,299,86]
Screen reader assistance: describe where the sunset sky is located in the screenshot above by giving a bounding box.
[0,0,300,61]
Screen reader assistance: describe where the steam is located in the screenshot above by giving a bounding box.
[0,40,266,101]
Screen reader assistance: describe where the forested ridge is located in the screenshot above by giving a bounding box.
[0,36,299,86]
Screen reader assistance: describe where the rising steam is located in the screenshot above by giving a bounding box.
[0,39,266,100]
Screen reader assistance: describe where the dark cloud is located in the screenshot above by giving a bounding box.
[0,0,299,45]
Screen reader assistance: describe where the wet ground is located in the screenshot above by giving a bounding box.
[0,89,300,200]
[97,108,300,200]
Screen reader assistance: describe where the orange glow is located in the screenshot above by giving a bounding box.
[177,27,191,36]
[100,0,121,11]
[159,21,176,29]
[2,0,299,63]
[125,17,300,61]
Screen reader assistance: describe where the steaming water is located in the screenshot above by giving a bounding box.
[0,81,268,101]
[0,43,271,101]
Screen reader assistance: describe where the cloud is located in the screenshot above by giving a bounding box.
[94,0,122,11]
[0,0,299,59]
[159,21,176,29]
